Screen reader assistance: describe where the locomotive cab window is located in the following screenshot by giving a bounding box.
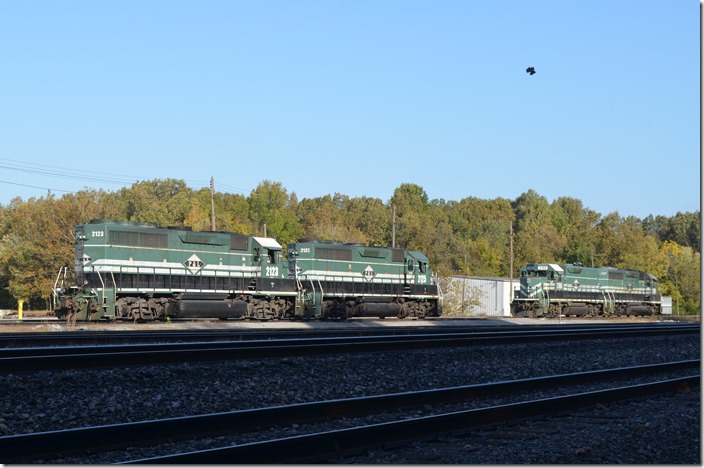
[253,248,260,262]
[419,262,426,273]
[268,250,276,264]
[407,259,415,273]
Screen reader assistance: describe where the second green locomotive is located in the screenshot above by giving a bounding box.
[511,262,661,318]
[288,240,441,319]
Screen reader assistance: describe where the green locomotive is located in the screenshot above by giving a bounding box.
[53,220,442,321]
[53,220,297,321]
[287,240,442,318]
[511,262,661,318]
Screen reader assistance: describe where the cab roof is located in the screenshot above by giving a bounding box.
[252,237,282,250]
[407,250,429,263]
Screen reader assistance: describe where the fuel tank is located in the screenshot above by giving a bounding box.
[626,305,651,316]
[170,299,248,319]
[562,305,588,316]
[350,302,401,317]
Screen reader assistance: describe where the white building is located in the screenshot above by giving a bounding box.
[444,276,521,317]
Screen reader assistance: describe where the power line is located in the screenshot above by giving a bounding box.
[0,164,135,185]
[214,182,250,195]
[0,157,252,197]
[0,179,73,193]
[0,157,139,185]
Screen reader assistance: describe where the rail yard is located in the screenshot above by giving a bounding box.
[0,318,699,463]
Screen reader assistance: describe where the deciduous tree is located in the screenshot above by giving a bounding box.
[248,181,304,245]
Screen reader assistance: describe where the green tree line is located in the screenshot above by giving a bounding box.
[0,180,699,314]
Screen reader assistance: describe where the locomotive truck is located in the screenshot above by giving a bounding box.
[52,220,442,322]
[511,262,661,318]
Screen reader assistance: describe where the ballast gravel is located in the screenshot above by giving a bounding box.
[0,334,700,463]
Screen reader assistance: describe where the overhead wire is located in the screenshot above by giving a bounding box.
[0,179,73,193]
[0,157,252,197]
[0,157,139,184]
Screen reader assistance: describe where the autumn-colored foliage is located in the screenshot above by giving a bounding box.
[0,181,699,314]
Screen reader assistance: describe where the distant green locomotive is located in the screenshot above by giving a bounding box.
[53,220,296,321]
[511,263,661,318]
[53,220,442,321]
[287,240,441,318]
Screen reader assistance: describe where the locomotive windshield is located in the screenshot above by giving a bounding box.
[522,269,549,277]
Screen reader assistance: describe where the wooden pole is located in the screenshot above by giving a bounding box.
[210,177,216,231]
[509,222,514,306]
[392,205,396,248]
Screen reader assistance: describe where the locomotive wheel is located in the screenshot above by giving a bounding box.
[547,304,560,318]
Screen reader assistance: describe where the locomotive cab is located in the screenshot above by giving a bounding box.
[251,237,284,279]
[517,263,563,292]
[405,251,432,286]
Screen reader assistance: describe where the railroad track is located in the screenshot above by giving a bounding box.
[0,322,693,347]
[0,360,697,464]
[1,323,699,373]
[0,323,591,346]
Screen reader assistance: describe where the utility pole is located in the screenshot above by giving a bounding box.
[509,222,514,306]
[671,266,680,316]
[392,205,396,248]
[462,253,467,314]
[210,177,216,231]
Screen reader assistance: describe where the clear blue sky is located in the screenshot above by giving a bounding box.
[0,0,699,219]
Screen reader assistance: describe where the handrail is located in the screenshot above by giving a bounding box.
[527,281,655,299]
[51,266,69,311]
[95,267,106,305]
[317,279,324,299]
[308,278,317,306]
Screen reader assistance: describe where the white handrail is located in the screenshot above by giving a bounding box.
[308,278,317,306]
[52,266,69,311]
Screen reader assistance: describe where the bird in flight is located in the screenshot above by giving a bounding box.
[526,67,536,75]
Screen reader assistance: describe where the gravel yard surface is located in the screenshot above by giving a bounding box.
[0,334,699,463]
[335,389,700,464]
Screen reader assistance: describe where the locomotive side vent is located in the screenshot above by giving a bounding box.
[230,235,249,251]
[111,230,168,248]
[317,247,352,261]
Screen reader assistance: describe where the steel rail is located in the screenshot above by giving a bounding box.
[0,322,695,348]
[0,360,698,464]
[0,324,697,355]
[0,324,623,347]
[128,375,700,464]
[0,325,699,373]
[1,323,695,352]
